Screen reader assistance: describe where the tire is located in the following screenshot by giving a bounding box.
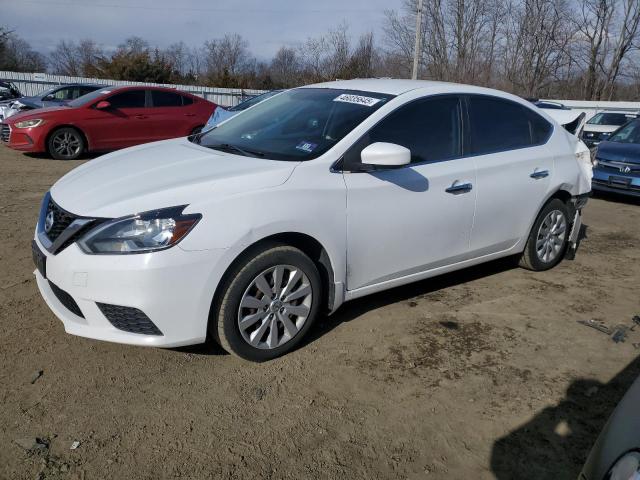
[47,127,85,160]
[212,244,322,362]
[519,198,571,271]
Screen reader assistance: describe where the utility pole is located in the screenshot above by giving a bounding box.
[411,0,424,80]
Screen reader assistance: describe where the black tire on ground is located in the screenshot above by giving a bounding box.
[47,127,85,160]
[519,198,571,271]
[211,243,322,362]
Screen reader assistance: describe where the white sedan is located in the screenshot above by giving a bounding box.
[32,79,592,361]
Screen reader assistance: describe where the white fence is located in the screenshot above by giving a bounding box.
[3,70,640,116]
[0,71,266,107]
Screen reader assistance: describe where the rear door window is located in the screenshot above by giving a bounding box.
[107,90,146,109]
[467,96,552,155]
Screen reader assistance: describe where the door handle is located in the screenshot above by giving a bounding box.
[530,169,549,179]
[185,113,196,117]
[135,115,148,120]
[445,181,473,194]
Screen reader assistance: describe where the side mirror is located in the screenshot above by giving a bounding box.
[42,95,54,101]
[361,142,411,167]
[95,100,111,110]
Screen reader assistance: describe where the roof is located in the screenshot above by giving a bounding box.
[302,78,457,96]
[300,78,534,103]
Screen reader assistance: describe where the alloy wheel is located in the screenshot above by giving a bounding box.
[237,265,313,350]
[52,131,81,158]
[536,209,567,263]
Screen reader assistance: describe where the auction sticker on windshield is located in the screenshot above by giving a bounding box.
[295,141,317,153]
[333,94,381,107]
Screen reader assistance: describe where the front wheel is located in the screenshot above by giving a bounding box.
[519,198,570,271]
[47,127,85,160]
[212,244,322,361]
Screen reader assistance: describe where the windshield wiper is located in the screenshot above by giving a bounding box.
[208,143,265,158]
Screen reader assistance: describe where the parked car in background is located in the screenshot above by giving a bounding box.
[1,86,216,159]
[204,89,283,129]
[533,100,570,110]
[30,79,592,361]
[0,84,104,120]
[0,80,21,101]
[582,111,638,148]
[579,375,640,480]
[591,118,640,197]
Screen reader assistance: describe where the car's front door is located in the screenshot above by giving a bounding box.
[464,95,554,255]
[83,89,150,150]
[343,95,477,291]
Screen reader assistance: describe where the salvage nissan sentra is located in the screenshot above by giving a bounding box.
[32,79,593,361]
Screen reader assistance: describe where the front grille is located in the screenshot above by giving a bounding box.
[49,281,84,318]
[97,303,163,336]
[45,198,79,243]
[597,160,640,176]
[0,123,9,142]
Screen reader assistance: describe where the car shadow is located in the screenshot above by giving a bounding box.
[302,255,519,346]
[490,355,640,479]
[179,255,520,358]
[592,190,640,206]
[23,151,101,161]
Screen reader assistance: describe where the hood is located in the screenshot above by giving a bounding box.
[596,141,640,164]
[15,96,45,109]
[6,105,71,123]
[583,124,620,133]
[50,138,298,218]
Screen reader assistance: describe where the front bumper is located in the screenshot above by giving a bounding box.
[34,235,228,348]
[592,167,640,197]
[1,122,46,152]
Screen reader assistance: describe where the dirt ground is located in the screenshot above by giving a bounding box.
[1,145,639,480]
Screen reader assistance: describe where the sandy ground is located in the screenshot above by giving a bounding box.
[0,145,639,480]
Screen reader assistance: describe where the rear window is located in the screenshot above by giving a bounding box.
[182,95,193,105]
[587,112,635,126]
[468,96,552,155]
[151,90,183,107]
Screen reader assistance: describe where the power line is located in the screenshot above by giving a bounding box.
[15,0,384,14]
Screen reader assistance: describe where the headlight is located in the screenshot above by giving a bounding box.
[14,118,43,128]
[78,206,201,254]
[606,451,640,480]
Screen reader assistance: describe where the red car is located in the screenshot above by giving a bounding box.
[0,86,216,160]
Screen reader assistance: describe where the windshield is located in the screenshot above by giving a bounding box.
[608,120,640,144]
[195,88,393,161]
[587,112,635,126]
[67,88,113,107]
[229,90,282,112]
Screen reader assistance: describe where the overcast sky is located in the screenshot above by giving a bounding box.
[3,0,402,59]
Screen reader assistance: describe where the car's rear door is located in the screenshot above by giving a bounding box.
[343,95,477,291]
[82,89,149,150]
[465,95,554,256]
[148,90,195,140]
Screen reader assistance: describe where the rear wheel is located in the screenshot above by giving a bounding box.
[47,127,85,160]
[519,198,570,271]
[212,244,322,362]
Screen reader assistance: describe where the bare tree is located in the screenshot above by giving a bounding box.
[270,46,301,87]
[50,39,103,76]
[203,33,252,83]
[0,32,46,72]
